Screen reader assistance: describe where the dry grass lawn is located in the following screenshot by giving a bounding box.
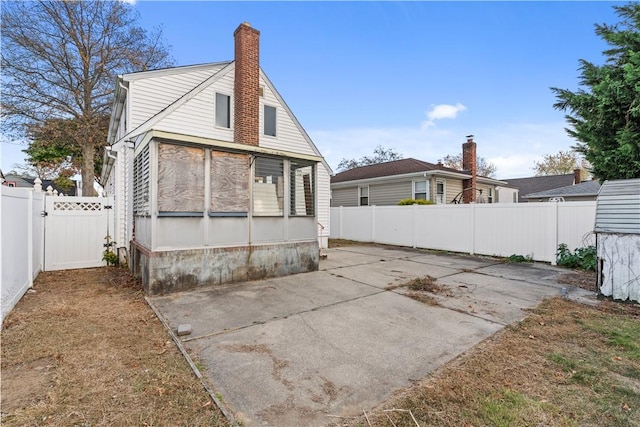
[3,258,639,427]
[1,267,229,427]
[339,297,640,427]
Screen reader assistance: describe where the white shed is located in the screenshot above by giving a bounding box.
[594,178,640,302]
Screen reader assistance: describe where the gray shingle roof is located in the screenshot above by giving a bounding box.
[524,180,601,199]
[503,174,575,202]
[331,158,466,183]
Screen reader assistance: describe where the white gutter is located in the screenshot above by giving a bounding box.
[331,170,507,188]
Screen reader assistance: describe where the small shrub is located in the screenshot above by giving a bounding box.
[398,198,434,205]
[103,235,118,266]
[556,244,596,271]
[506,254,533,263]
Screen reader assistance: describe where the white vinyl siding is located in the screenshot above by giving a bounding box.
[317,164,331,245]
[446,179,463,204]
[258,75,317,155]
[128,66,226,129]
[369,181,412,206]
[332,187,358,207]
[153,71,235,142]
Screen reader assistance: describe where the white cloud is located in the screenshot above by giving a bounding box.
[422,103,467,129]
[118,0,136,4]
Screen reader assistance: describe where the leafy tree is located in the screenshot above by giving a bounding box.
[551,3,640,181]
[532,149,591,179]
[440,153,497,178]
[1,1,173,195]
[337,146,403,171]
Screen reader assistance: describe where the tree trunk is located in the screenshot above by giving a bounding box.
[82,145,95,196]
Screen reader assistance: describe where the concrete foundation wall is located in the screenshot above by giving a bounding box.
[131,240,319,295]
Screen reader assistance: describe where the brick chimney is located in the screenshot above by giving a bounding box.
[462,135,477,203]
[234,22,260,146]
[573,168,581,185]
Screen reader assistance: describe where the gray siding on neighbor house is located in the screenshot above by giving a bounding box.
[595,179,640,235]
[332,187,358,207]
[370,181,412,206]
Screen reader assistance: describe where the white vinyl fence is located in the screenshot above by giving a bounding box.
[331,202,597,263]
[1,186,45,322]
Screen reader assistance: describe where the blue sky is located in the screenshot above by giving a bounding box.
[1,1,624,179]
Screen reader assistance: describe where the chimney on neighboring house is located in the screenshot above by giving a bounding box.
[234,22,260,146]
[574,168,582,185]
[462,135,477,203]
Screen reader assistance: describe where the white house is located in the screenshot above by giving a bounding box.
[101,23,331,294]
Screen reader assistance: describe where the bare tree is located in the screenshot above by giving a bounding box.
[533,150,591,178]
[440,153,497,178]
[1,1,173,195]
[337,146,403,172]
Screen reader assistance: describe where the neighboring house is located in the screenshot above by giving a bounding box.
[331,137,506,206]
[502,171,580,203]
[523,179,600,202]
[2,174,78,195]
[594,178,640,302]
[101,23,332,294]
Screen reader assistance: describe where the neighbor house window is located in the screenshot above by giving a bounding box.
[264,105,276,137]
[253,157,283,216]
[436,180,445,204]
[487,187,494,203]
[359,186,369,206]
[413,180,429,200]
[290,160,315,216]
[215,93,231,128]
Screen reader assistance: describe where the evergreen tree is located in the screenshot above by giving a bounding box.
[552,3,640,181]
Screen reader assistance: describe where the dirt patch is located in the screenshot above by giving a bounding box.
[1,267,229,426]
[557,270,597,292]
[338,297,640,427]
[1,357,56,412]
[407,275,442,293]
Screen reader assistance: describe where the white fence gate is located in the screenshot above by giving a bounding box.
[44,196,114,271]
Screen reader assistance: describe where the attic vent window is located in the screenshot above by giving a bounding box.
[259,86,264,97]
[215,93,231,128]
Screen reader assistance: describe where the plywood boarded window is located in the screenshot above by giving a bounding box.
[253,157,284,216]
[290,160,315,216]
[157,143,204,212]
[210,151,249,213]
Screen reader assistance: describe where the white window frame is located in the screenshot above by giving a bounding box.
[413,180,429,200]
[215,92,232,129]
[436,179,446,204]
[359,186,369,206]
[487,187,494,203]
[263,104,277,137]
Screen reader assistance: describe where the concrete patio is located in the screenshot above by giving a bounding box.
[150,245,595,426]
